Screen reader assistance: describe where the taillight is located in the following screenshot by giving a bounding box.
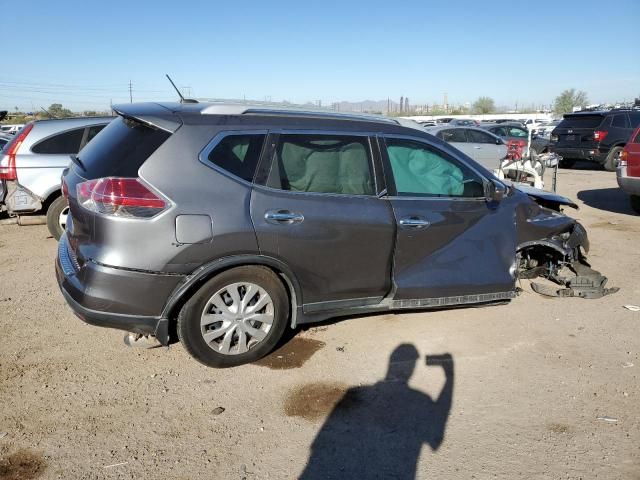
[619,150,628,167]
[0,123,34,180]
[594,130,608,142]
[76,177,168,218]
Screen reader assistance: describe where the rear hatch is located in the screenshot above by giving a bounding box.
[62,104,181,268]
[552,113,604,148]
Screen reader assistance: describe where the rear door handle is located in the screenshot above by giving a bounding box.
[399,217,430,229]
[265,210,305,225]
[474,146,482,149]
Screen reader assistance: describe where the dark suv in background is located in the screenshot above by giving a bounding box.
[56,102,595,368]
[550,109,640,170]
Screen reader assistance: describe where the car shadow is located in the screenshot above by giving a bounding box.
[577,187,636,216]
[299,345,454,479]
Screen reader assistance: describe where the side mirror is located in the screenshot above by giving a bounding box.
[496,138,503,145]
[485,181,506,202]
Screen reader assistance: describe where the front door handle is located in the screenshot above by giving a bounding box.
[399,217,430,229]
[265,210,305,225]
[473,146,482,149]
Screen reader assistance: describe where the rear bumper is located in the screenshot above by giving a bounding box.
[551,146,605,163]
[616,166,640,196]
[55,234,185,343]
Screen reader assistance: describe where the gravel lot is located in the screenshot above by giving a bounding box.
[1,166,639,479]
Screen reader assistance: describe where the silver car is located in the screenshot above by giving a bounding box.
[425,126,507,171]
[0,116,112,238]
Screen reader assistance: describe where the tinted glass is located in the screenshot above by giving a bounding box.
[207,134,265,182]
[85,125,106,144]
[633,130,640,144]
[492,127,508,137]
[78,117,170,178]
[31,128,84,154]
[611,114,629,128]
[559,115,604,129]
[506,127,528,138]
[266,134,374,196]
[440,129,467,143]
[629,113,640,128]
[385,138,484,197]
[467,130,495,144]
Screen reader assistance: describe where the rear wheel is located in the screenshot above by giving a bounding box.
[603,146,623,172]
[177,266,289,368]
[631,195,640,214]
[46,196,69,240]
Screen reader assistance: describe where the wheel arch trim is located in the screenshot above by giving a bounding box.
[160,254,302,329]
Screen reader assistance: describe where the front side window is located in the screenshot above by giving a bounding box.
[467,129,496,144]
[265,134,374,196]
[31,127,84,154]
[207,133,265,182]
[507,127,528,138]
[385,137,485,198]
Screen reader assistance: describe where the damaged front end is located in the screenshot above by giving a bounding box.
[515,189,618,299]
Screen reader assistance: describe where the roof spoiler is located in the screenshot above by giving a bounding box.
[112,103,182,133]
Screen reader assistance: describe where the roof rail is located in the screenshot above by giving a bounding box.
[199,103,399,125]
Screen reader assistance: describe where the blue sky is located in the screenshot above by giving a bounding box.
[2,0,639,111]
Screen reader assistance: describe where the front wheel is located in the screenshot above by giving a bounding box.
[177,266,289,368]
[603,146,623,172]
[46,196,69,240]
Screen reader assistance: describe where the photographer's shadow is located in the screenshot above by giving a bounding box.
[300,345,454,480]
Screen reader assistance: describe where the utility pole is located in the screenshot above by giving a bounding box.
[129,80,133,103]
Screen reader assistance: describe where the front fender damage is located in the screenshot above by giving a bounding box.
[518,222,618,299]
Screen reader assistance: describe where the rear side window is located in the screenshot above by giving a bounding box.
[32,128,84,154]
[611,114,629,128]
[629,113,640,128]
[78,117,170,178]
[439,129,467,143]
[206,133,265,182]
[265,134,374,196]
[559,115,604,129]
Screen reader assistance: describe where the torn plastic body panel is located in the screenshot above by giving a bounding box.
[515,192,616,299]
[3,180,43,214]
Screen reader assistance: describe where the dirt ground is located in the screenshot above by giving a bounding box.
[1,165,639,479]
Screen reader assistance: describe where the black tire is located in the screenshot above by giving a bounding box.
[559,158,576,169]
[46,196,69,240]
[177,266,289,368]
[603,146,623,172]
[631,195,640,215]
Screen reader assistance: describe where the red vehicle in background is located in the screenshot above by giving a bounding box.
[617,125,640,214]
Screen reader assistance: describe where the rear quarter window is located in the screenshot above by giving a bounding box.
[611,114,630,128]
[31,127,84,154]
[78,117,171,178]
[205,133,266,182]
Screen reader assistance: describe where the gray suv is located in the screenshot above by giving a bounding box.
[56,102,597,367]
[0,116,111,238]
